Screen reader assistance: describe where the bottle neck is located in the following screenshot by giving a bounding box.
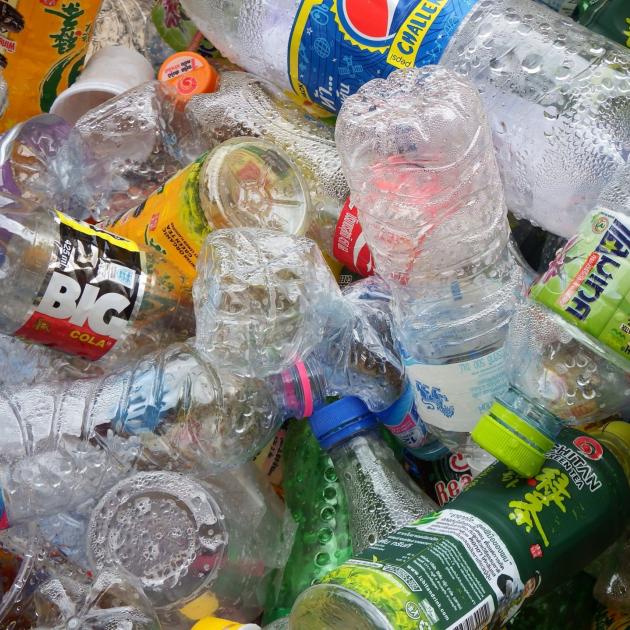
[275,357,326,419]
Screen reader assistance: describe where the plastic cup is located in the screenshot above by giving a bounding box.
[49,45,155,124]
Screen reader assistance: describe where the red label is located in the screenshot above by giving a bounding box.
[573,435,604,461]
[333,199,374,277]
[16,311,119,361]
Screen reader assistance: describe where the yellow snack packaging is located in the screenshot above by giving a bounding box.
[0,0,103,131]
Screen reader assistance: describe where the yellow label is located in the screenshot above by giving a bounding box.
[0,0,102,131]
[56,210,140,252]
[387,0,449,69]
[105,153,211,281]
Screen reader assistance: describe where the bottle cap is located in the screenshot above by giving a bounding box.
[309,397,377,450]
[158,51,219,101]
[192,617,261,630]
[471,399,555,478]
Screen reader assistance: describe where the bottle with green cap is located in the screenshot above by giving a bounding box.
[289,422,630,630]
[472,172,630,477]
[307,396,437,553]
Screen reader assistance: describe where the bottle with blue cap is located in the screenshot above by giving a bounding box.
[309,396,437,553]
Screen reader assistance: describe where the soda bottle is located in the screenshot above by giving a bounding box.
[185,71,373,275]
[336,65,525,458]
[181,0,630,240]
[289,422,630,630]
[472,169,630,477]
[308,397,437,553]
[263,419,352,623]
[0,198,193,365]
[104,138,313,283]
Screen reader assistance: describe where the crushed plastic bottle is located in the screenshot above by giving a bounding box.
[336,66,525,459]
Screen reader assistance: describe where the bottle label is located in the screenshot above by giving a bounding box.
[287,0,478,112]
[15,212,146,361]
[104,152,211,281]
[405,348,508,433]
[405,451,473,506]
[321,429,630,630]
[530,209,630,367]
[379,383,429,449]
[333,199,375,277]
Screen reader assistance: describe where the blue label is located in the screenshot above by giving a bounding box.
[288,0,478,112]
[378,382,430,449]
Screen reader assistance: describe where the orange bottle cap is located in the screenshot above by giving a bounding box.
[158,51,219,101]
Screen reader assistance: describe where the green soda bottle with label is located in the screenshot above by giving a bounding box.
[263,419,352,623]
[289,422,630,630]
[472,170,630,478]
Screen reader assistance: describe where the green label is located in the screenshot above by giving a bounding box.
[321,429,630,629]
[530,210,630,367]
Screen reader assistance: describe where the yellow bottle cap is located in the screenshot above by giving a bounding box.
[192,617,261,630]
[600,420,630,446]
[179,592,219,620]
[158,51,219,101]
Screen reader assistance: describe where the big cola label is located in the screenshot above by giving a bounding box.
[16,212,145,360]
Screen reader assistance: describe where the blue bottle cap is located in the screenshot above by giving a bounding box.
[309,396,377,450]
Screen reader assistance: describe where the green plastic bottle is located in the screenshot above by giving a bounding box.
[289,423,630,630]
[578,0,630,49]
[263,420,352,623]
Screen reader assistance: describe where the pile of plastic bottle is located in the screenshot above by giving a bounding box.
[0,0,628,628]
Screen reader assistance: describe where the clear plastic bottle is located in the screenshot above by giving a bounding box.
[181,0,630,239]
[104,137,314,283]
[185,71,353,266]
[308,397,437,553]
[86,467,291,626]
[0,330,402,528]
[0,114,105,220]
[336,66,525,457]
[0,198,193,365]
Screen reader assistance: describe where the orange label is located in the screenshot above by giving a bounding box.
[105,153,211,281]
[0,0,103,131]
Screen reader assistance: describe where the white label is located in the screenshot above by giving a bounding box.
[405,348,508,432]
[416,508,523,624]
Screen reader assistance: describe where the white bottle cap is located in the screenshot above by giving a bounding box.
[50,45,155,124]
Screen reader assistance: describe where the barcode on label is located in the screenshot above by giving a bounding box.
[95,262,136,289]
[447,597,493,630]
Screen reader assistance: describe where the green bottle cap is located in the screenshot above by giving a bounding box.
[472,400,555,478]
